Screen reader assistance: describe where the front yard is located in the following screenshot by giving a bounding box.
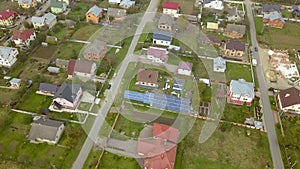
[225,62,253,83]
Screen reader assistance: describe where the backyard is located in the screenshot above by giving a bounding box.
[225,62,253,84]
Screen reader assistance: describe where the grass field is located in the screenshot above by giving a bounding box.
[162,0,196,15]
[225,62,253,83]
[98,151,140,169]
[31,45,58,59]
[72,24,102,41]
[221,103,256,123]
[176,119,272,169]
[15,91,52,113]
[56,42,84,60]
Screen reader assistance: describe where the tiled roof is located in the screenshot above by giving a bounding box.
[163,2,179,10]
[0,9,18,20]
[225,24,246,35]
[279,87,300,108]
[225,39,245,51]
[153,30,173,41]
[54,82,81,103]
[178,61,193,71]
[137,69,159,84]
[153,123,179,143]
[67,59,95,75]
[147,46,167,62]
[12,29,35,41]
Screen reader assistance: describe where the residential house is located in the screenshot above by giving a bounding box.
[177,61,193,76]
[86,5,103,24]
[52,82,82,110]
[162,2,179,16]
[18,0,37,8]
[12,29,36,47]
[107,8,127,21]
[31,13,57,29]
[37,83,59,96]
[203,0,224,10]
[201,36,222,46]
[147,46,168,63]
[224,39,246,59]
[120,0,135,9]
[136,69,159,89]
[9,78,22,88]
[109,0,121,4]
[262,4,280,14]
[172,78,185,93]
[67,59,97,79]
[137,123,179,169]
[227,7,244,23]
[292,5,300,19]
[50,0,67,14]
[206,22,219,31]
[28,116,64,144]
[213,56,226,72]
[278,87,300,114]
[225,24,246,38]
[83,40,107,61]
[0,46,18,68]
[263,11,284,29]
[55,58,69,68]
[158,14,174,31]
[227,79,254,106]
[47,66,60,73]
[0,10,18,26]
[152,30,173,46]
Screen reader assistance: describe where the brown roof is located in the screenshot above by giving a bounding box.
[225,39,245,51]
[67,59,95,75]
[279,87,300,108]
[137,69,159,84]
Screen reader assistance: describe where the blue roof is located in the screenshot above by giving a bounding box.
[86,5,103,16]
[153,30,173,41]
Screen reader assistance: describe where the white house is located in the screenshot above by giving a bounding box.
[162,2,179,16]
[52,83,82,110]
[213,56,226,72]
[31,12,57,29]
[28,116,65,145]
[177,61,193,76]
[109,0,121,4]
[203,0,224,10]
[0,46,18,68]
[147,46,168,63]
[12,29,36,47]
[153,30,173,46]
[227,79,255,106]
[278,87,300,114]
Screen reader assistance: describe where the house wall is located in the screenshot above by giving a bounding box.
[53,87,82,110]
[178,69,192,76]
[224,49,244,58]
[147,55,164,63]
[278,95,300,114]
[158,24,172,31]
[51,5,66,14]
[153,39,171,46]
[163,8,178,15]
[86,13,100,24]
[225,32,243,38]
[54,124,65,144]
[136,81,158,88]
[0,15,16,26]
[84,47,107,61]
[47,19,57,29]
[33,22,45,28]
[0,49,18,67]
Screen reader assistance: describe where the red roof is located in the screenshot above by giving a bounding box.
[0,9,18,20]
[147,46,167,62]
[12,29,35,41]
[162,2,179,10]
[178,61,193,71]
[153,123,179,143]
[67,59,94,75]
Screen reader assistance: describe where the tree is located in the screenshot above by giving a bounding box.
[23,21,32,29]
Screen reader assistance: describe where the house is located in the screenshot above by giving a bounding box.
[201,36,222,46]
[12,29,36,47]
[263,11,284,29]
[147,46,168,63]
[18,0,37,8]
[55,58,69,68]
[292,5,300,19]
[107,8,127,21]
[37,83,59,96]
[225,24,246,38]
[278,87,300,114]
[203,0,224,10]
[52,82,82,110]
[262,4,280,14]
[152,30,173,46]
[0,46,18,68]
[109,0,121,4]
[136,69,159,89]
[213,56,226,72]
[120,0,135,9]
[162,2,179,16]
[227,7,244,23]
[50,0,67,14]
[9,78,22,88]
[224,40,246,59]
[172,78,185,93]
[47,66,60,73]
[177,61,193,76]
[67,59,97,79]
[227,79,254,106]
[0,10,18,26]
[158,14,174,31]
[206,22,219,31]
[31,13,57,29]
[137,123,179,169]
[86,5,103,24]
[83,40,107,61]
[28,116,64,144]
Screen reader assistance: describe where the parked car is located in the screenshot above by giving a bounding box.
[254,47,258,52]
[107,84,112,89]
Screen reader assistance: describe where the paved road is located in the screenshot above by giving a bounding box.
[245,1,284,168]
[71,0,159,168]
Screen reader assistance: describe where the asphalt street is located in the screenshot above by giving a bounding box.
[245,0,284,168]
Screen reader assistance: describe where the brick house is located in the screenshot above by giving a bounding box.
[225,24,246,39]
[224,39,246,59]
[263,11,284,29]
[83,40,107,61]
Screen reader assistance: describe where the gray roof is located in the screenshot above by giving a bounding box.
[107,8,127,18]
[38,83,58,93]
[10,78,21,84]
[86,5,103,16]
[44,13,56,25]
[153,30,173,41]
[54,83,81,103]
[0,46,18,60]
[31,16,45,24]
[158,14,174,27]
[226,24,246,35]
[47,66,60,73]
[50,0,65,8]
[18,0,32,5]
[28,116,64,142]
[262,4,280,13]
[213,57,226,70]
[83,40,107,55]
[263,11,284,22]
[230,79,254,98]
[120,0,135,8]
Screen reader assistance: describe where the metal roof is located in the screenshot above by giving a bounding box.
[153,30,173,41]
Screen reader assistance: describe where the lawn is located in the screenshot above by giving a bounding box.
[78,102,92,111]
[49,23,75,39]
[72,24,102,41]
[83,149,103,169]
[254,17,264,35]
[221,103,256,123]
[56,42,84,60]
[98,151,140,169]
[225,62,253,84]
[67,3,91,21]
[31,45,58,60]
[269,96,277,111]
[176,119,273,169]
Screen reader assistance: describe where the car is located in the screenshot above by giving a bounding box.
[107,84,112,89]
[254,47,258,52]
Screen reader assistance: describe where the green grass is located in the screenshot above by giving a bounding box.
[221,103,254,123]
[225,62,253,83]
[78,102,92,111]
[15,91,52,113]
[281,10,293,18]
[72,24,102,41]
[254,17,264,35]
[56,42,84,60]
[83,149,103,169]
[269,96,277,111]
[98,151,140,169]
